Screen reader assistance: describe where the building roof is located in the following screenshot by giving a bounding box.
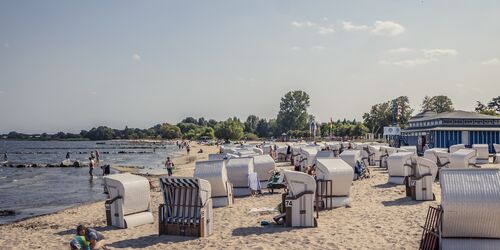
[403,127,500,133]
[409,110,500,122]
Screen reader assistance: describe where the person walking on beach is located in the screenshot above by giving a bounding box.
[95,150,100,164]
[3,153,7,162]
[66,152,70,160]
[88,157,95,177]
[186,144,191,155]
[165,157,174,176]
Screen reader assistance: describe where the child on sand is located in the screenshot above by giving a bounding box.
[76,225,106,250]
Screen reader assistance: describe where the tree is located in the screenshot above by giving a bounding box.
[488,96,500,113]
[207,119,218,128]
[176,122,200,134]
[197,117,207,126]
[85,126,116,140]
[276,90,310,134]
[391,96,414,127]
[268,119,278,137]
[181,117,197,124]
[421,95,454,113]
[363,102,392,135]
[214,118,244,142]
[159,123,182,139]
[475,98,500,116]
[255,119,269,138]
[244,115,259,133]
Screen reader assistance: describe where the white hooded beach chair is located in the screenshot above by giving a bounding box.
[193,160,234,208]
[315,150,335,159]
[252,155,276,187]
[281,170,317,227]
[404,157,437,201]
[420,169,500,249]
[472,144,490,164]
[315,158,354,209]
[440,168,500,249]
[387,151,414,184]
[236,150,259,157]
[299,147,318,172]
[449,144,465,153]
[495,144,500,164]
[159,177,213,237]
[252,147,264,155]
[226,157,255,197]
[339,150,361,170]
[367,145,381,166]
[449,149,478,169]
[379,146,398,168]
[103,173,154,228]
[400,146,417,154]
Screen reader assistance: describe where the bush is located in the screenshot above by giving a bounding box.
[244,133,258,141]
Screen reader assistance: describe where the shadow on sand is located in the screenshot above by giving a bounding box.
[108,234,192,248]
[55,225,120,236]
[382,197,425,207]
[372,183,397,189]
[232,225,296,237]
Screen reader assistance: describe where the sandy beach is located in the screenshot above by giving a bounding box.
[0,142,449,249]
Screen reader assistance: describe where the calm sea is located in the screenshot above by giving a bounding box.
[0,140,182,224]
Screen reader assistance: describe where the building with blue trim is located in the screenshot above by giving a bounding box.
[401,110,500,153]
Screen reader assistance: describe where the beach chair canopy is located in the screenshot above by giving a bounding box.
[194,160,229,198]
[315,158,354,196]
[316,150,335,159]
[449,149,477,168]
[472,144,490,162]
[400,146,417,154]
[283,170,316,196]
[226,157,254,188]
[339,150,361,168]
[252,155,275,181]
[449,144,465,153]
[440,169,500,238]
[387,152,414,177]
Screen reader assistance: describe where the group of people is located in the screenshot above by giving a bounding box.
[70,225,106,250]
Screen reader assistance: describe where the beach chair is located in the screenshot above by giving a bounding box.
[419,169,500,249]
[387,152,414,184]
[449,144,465,153]
[400,146,418,155]
[449,149,478,169]
[193,160,234,208]
[495,144,500,164]
[315,158,354,209]
[159,177,213,237]
[339,149,361,170]
[404,157,437,201]
[299,147,318,172]
[252,155,276,188]
[226,157,254,197]
[103,173,154,228]
[278,170,317,227]
[367,145,382,166]
[472,144,490,164]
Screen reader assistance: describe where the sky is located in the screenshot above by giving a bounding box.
[1,1,500,134]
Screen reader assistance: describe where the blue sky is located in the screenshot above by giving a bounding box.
[1,1,499,133]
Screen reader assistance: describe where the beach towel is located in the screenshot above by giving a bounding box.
[248,172,261,191]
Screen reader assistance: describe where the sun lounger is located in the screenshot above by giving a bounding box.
[159,177,213,237]
[387,152,414,184]
[449,149,478,168]
[281,170,317,227]
[226,157,254,197]
[472,144,490,164]
[315,158,354,209]
[193,160,234,208]
[103,173,154,228]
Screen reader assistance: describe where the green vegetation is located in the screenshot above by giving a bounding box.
[421,95,454,113]
[214,118,244,142]
[276,90,310,134]
[476,96,500,116]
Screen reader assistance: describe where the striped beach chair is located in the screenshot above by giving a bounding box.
[159,177,213,237]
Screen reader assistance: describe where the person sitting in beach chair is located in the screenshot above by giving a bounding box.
[354,160,370,180]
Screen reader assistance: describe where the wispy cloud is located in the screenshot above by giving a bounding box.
[0,90,5,95]
[388,47,414,53]
[379,58,437,67]
[481,58,499,66]
[90,91,97,95]
[318,26,335,35]
[3,43,9,48]
[132,53,141,61]
[341,21,369,31]
[290,21,317,28]
[421,49,458,57]
[371,21,405,37]
[290,46,301,51]
[310,46,327,51]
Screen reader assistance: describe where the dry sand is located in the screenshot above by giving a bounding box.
[0,143,446,249]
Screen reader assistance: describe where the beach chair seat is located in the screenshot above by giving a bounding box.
[387,152,414,184]
[281,170,317,227]
[194,160,234,207]
[449,149,478,168]
[226,157,254,197]
[159,177,213,237]
[315,158,354,209]
[405,157,437,201]
[472,144,490,164]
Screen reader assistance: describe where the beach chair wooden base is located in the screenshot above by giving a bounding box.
[419,206,442,250]
[158,204,206,237]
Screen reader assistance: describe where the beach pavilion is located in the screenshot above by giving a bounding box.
[401,110,500,153]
